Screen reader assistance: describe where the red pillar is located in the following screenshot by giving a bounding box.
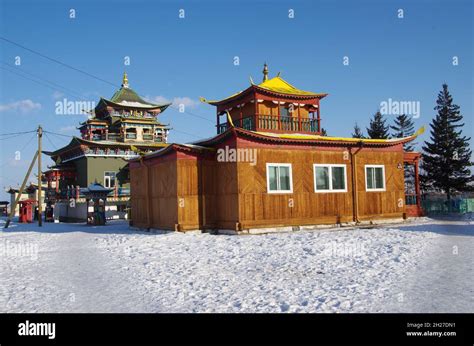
[414,158,421,214]
[278,103,281,130]
[254,98,259,131]
[239,106,243,127]
[317,108,321,133]
[297,104,301,131]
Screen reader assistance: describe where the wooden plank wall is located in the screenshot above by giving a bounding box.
[130,160,178,230]
[176,159,200,230]
[131,144,406,231]
[356,151,405,220]
[129,164,148,228]
[149,160,178,230]
[257,102,310,118]
[201,160,239,229]
[237,147,405,229]
[173,158,240,230]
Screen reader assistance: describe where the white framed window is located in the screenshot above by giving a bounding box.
[266,163,293,193]
[104,171,116,188]
[313,164,347,193]
[365,165,386,191]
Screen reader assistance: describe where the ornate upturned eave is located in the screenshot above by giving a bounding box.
[200,68,328,107]
[193,126,425,148]
[43,137,169,161]
[95,73,171,112]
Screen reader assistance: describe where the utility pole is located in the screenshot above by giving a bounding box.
[4,151,38,229]
[37,125,43,227]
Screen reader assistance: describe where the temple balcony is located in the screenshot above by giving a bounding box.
[217,114,321,134]
[91,134,107,141]
[84,128,167,143]
[107,133,121,141]
[109,110,156,119]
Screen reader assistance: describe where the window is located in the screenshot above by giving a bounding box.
[125,128,137,139]
[104,171,116,188]
[242,117,254,130]
[279,106,290,117]
[313,164,347,192]
[266,163,293,193]
[365,165,385,191]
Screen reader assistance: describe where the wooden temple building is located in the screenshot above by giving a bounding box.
[129,64,423,232]
[43,73,172,222]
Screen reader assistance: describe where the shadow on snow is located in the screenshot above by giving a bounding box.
[0,219,160,236]
[395,223,474,237]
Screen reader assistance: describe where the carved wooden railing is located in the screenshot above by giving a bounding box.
[217,114,319,134]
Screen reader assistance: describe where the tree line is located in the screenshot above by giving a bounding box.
[350,84,472,200]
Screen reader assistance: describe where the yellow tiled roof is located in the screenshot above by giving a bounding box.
[254,127,425,144]
[200,75,326,105]
[257,76,323,96]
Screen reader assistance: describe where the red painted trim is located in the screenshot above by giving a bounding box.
[212,86,326,111]
[254,89,326,102]
[235,136,404,152]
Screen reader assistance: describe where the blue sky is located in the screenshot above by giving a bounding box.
[0,0,472,200]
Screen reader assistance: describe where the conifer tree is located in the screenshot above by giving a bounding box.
[391,114,415,151]
[352,122,365,138]
[367,111,390,139]
[421,84,473,200]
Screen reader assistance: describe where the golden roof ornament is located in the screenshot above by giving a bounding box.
[262,63,268,82]
[122,72,129,88]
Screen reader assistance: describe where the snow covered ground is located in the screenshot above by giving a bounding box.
[0,217,472,313]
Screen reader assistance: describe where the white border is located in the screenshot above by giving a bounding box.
[266,163,293,194]
[313,164,348,193]
[365,164,386,191]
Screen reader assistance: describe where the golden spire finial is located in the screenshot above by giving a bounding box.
[262,63,268,82]
[122,72,129,88]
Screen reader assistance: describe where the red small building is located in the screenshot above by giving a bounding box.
[19,199,36,223]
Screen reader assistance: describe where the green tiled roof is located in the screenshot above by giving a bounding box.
[110,87,150,105]
[103,86,171,111]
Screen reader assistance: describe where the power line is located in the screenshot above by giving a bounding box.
[44,132,58,150]
[0,36,118,87]
[0,130,36,136]
[47,127,201,140]
[0,132,38,172]
[170,128,203,139]
[168,104,214,123]
[43,130,75,138]
[1,37,214,125]
[19,132,37,152]
[1,61,85,99]
[2,65,214,125]
[0,66,78,97]
[0,133,28,141]
[0,37,216,139]
[0,126,202,145]
[1,37,214,124]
